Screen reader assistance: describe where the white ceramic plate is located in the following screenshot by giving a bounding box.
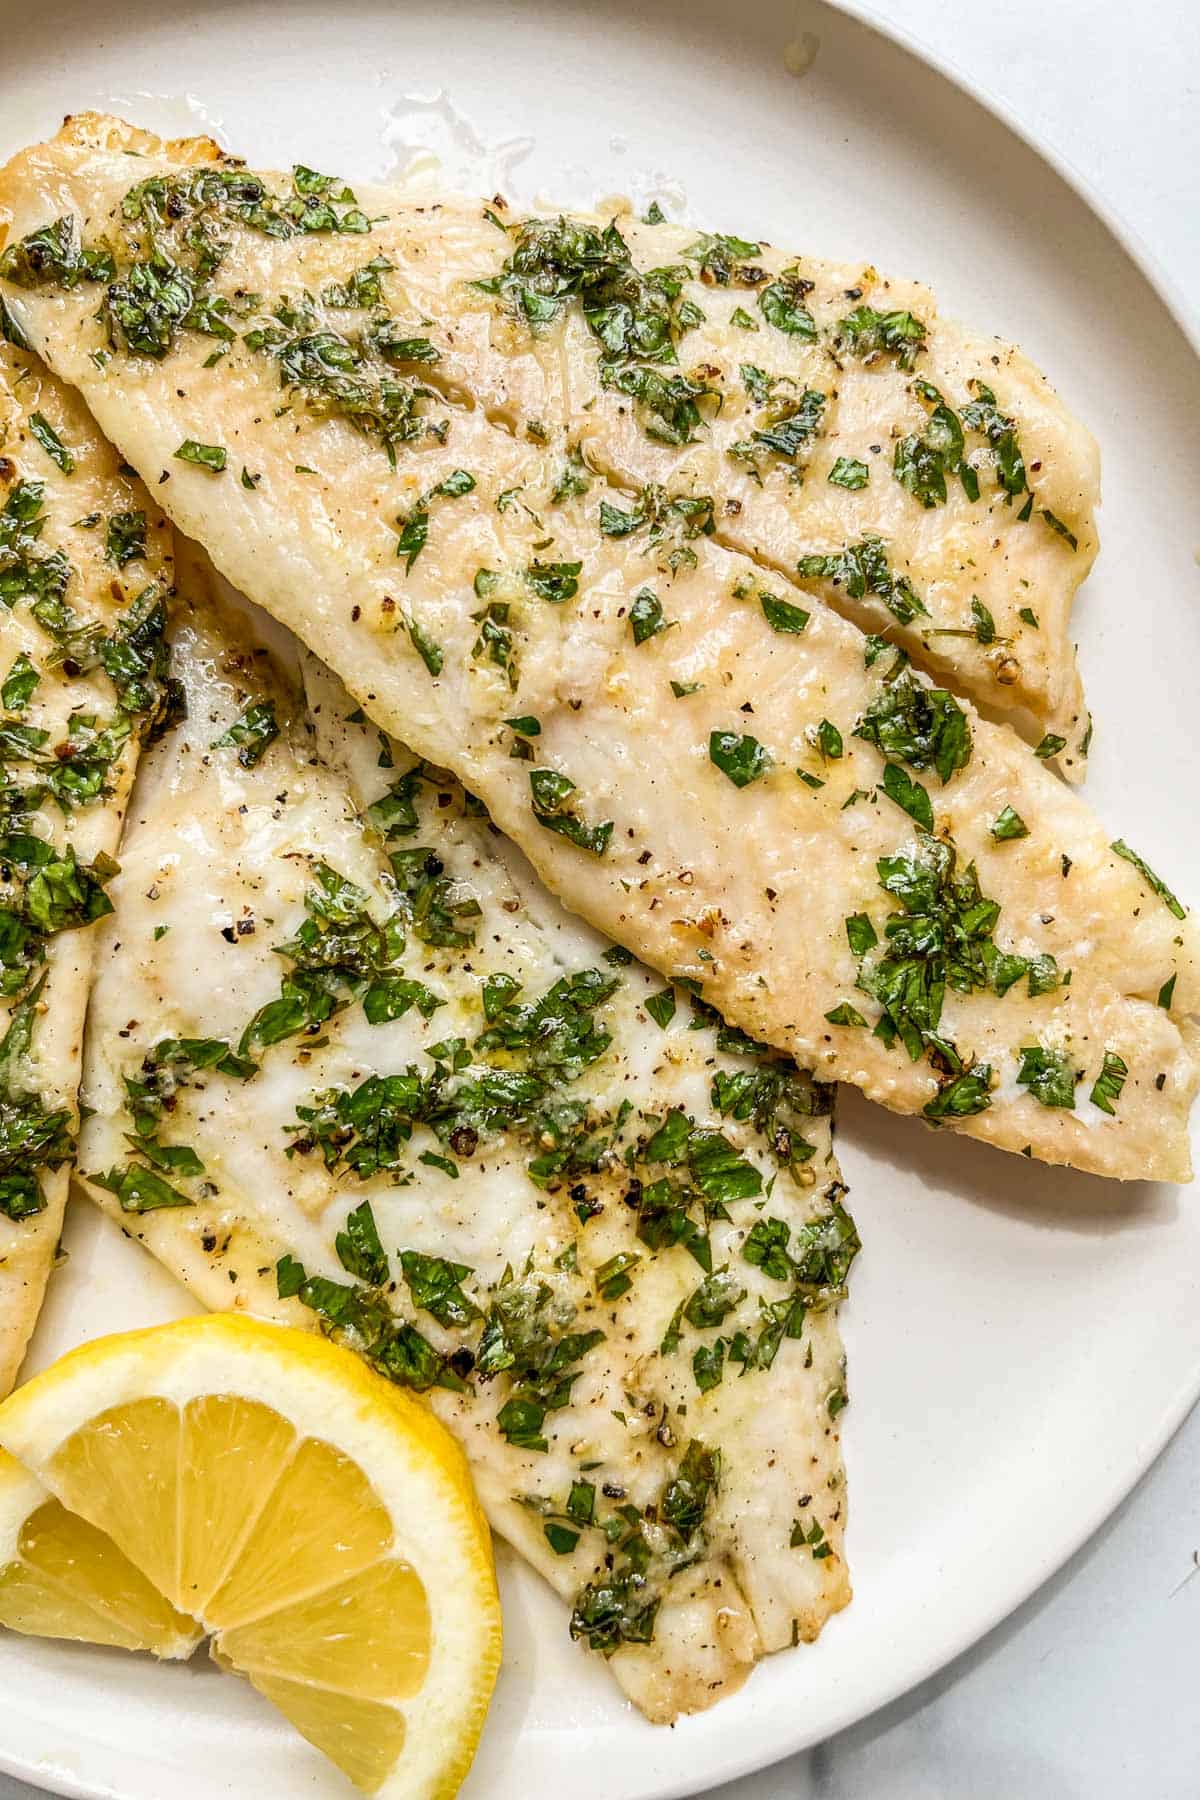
[1,2,1198,1796]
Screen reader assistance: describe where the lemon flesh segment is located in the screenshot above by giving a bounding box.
[178,1393,297,1614]
[205,1432,394,1628]
[46,1395,182,1604]
[246,1673,407,1796]
[0,1497,200,1656]
[217,1557,431,1698]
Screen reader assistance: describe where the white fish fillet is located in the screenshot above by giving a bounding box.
[1,117,1194,1180]
[75,544,854,1719]
[378,200,1099,753]
[0,334,175,1391]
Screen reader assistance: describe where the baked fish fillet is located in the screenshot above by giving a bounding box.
[0,333,175,1391]
[9,126,1095,748]
[75,545,855,1720]
[2,117,1194,1181]
[386,199,1098,758]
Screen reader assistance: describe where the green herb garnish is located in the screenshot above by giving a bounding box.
[1111,840,1186,919]
[709,729,770,787]
[213,700,279,767]
[174,439,227,473]
[1016,1045,1077,1109]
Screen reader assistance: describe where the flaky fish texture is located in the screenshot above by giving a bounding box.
[0,331,175,1391]
[76,543,855,1719]
[1,116,1195,1180]
[385,199,1099,756]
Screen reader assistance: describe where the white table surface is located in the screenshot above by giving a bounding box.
[1,4,1197,1798]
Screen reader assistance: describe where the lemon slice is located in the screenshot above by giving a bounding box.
[0,1316,501,1797]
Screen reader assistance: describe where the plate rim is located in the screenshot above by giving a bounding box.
[831,0,1200,359]
[0,4,1197,1796]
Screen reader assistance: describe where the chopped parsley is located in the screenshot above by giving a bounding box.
[1111,840,1186,919]
[525,560,582,603]
[335,1199,390,1285]
[742,1196,860,1304]
[709,729,770,787]
[245,305,444,466]
[730,389,826,471]
[845,913,878,956]
[629,588,670,644]
[401,1249,481,1327]
[480,1273,605,1451]
[960,382,1027,497]
[1089,1051,1128,1116]
[923,1064,993,1121]
[1,654,39,714]
[239,860,447,1058]
[827,456,869,490]
[825,1002,867,1027]
[105,510,148,567]
[832,304,927,369]
[277,1253,465,1395]
[0,479,71,612]
[758,269,817,338]
[0,835,116,1000]
[529,768,613,856]
[850,833,1011,1067]
[0,981,75,1220]
[893,380,979,507]
[407,617,444,676]
[853,669,972,783]
[598,484,715,572]
[969,597,997,643]
[791,1513,832,1557]
[681,232,762,282]
[797,536,928,626]
[880,762,933,829]
[1040,508,1078,550]
[569,1440,720,1653]
[816,719,843,760]
[595,1250,641,1302]
[0,296,30,349]
[645,987,676,1029]
[760,593,809,634]
[473,216,718,443]
[0,215,115,291]
[322,256,394,310]
[174,439,227,474]
[28,413,75,475]
[393,513,429,572]
[551,445,591,503]
[643,1106,769,1205]
[990,806,1028,842]
[213,700,279,768]
[93,1162,192,1212]
[1016,1045,1077,1109]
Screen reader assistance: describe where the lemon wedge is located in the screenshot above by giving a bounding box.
[0,1315,501,1797]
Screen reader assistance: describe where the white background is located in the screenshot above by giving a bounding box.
[0,2,1196,1797]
